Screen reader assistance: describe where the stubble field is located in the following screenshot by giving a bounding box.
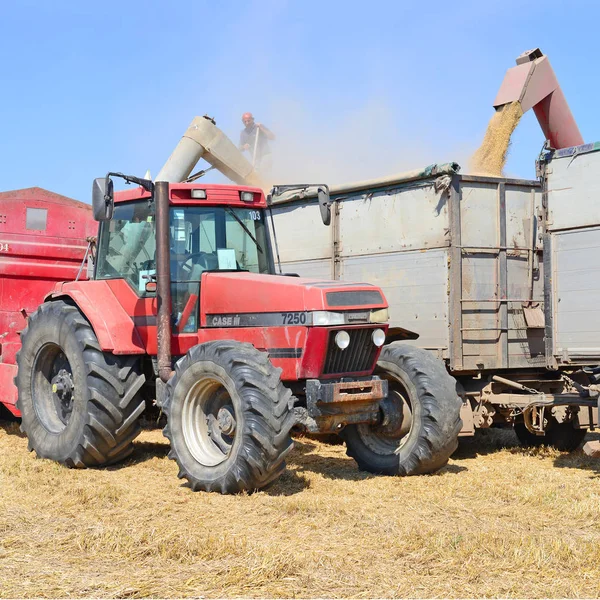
[1,420,600,598]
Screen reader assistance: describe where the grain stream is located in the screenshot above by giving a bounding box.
[470,101,523,176]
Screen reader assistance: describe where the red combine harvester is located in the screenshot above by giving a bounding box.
[1,126,461,493]
[0,187,97,415]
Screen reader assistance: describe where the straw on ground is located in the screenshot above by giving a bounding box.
[1,422,600,598]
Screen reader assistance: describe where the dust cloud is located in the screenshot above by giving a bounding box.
[252,100,442,189]
[469,102,523,176]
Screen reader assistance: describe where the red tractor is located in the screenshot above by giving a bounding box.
[11,173,461,493]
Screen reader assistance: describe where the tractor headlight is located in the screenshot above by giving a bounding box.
[372,328,386,347]
[312,311,345,326]
[335,330,351,349]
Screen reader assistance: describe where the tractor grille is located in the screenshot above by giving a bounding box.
[323,328,378,375]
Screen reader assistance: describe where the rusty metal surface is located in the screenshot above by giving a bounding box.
[448,177,463,370]
[305,377,387,433]
[331,378,385,403]
[155,181,173,383]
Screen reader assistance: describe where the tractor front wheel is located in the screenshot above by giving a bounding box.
[341,343,462,475]
[162,341,294,493]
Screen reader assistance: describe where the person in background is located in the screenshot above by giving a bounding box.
[239,112,275,175]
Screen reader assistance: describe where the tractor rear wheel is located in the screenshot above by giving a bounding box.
[162,341,294,493]
[16,300,146,467]
[341,343,462,475]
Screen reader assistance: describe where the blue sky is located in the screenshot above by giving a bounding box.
[1,0,598,201]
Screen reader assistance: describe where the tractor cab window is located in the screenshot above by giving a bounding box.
[95,200,156,295]
[170,206,270,332]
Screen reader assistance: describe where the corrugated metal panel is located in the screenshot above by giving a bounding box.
[547,148,600,231]
[340,249,449,351]
[553,226,600,357]
[337,184,450,255]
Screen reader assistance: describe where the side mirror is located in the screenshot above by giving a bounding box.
[317,186,331,226]
[92,177,114,221]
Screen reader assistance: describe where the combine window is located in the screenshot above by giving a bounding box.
[26,208,47,230]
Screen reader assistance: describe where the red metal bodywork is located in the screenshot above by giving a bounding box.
[114,182,266,208]
[0,188,97,415]
[48,274,387,381]
[0,182,388,417]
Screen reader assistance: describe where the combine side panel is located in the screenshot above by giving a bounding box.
[0,188,96,415]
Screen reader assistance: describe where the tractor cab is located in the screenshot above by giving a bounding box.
[93,180,272,334]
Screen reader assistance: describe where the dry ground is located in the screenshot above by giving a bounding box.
[2,420,600,599]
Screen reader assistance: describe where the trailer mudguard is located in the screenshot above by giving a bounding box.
[45,280,146,355]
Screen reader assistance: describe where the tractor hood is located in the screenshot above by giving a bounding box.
[200,272,388,328]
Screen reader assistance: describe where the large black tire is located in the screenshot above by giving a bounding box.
[162,340,294,493]
[16,301,146,467]
[514,418,586,451]
[341,343,462,475]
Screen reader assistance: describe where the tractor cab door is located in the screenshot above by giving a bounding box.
[95,199,160,351]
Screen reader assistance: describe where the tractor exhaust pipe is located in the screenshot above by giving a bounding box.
[156,115,262,186]
[155,180,173,383]
[493,48,583,150]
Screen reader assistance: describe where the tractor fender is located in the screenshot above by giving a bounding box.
[44,281,146,355]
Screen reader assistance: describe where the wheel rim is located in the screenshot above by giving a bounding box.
[32,343,75,434]
[181,376,237,467]
[357,380,413,455]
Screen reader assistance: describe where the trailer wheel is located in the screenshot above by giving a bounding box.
[162,341,294,493]
[341,343,462,475]
[16,300,146,467]
[514,418,586,451]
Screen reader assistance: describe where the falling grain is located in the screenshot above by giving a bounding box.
[470,102,523,176]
